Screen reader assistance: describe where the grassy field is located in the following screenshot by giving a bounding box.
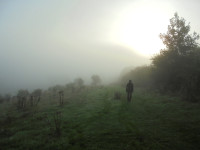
[1,86,200,150]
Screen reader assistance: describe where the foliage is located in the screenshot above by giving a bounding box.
[152,13,200,101]
[159,12,199,55]
[119,65,153,89]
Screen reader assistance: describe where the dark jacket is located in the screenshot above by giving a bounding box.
[126,82,134,93]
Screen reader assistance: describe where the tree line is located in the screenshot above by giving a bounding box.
[119,13,200,102]
[0,74,102,106]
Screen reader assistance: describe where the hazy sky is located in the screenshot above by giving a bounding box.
[0,0,200,94]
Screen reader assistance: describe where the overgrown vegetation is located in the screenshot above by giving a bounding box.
[1,86,200,150]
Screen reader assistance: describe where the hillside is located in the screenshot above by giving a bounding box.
[1,86,200,150]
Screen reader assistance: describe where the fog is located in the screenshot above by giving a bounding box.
[0,43,149,94]
[0,0,149,94]
[1,0,200,94]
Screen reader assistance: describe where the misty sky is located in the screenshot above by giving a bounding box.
[0,0,200,94]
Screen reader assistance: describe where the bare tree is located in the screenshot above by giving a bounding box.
[17,89,29,109]
[30,89,42,106]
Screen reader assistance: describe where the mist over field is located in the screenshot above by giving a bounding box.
[0,43,149,94]
[0,1,152,95]
[1,1,200,150]
[0,0,200,95]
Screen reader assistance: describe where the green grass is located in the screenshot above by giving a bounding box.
[1,86,200,150]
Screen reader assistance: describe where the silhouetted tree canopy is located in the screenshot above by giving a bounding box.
[159,12,199,55]
[152,13,200,101]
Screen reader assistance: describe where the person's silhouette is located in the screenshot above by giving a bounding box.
[126,80,134,102]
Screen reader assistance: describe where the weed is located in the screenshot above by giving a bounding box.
[44,111,63,137]
[114,91,122,100]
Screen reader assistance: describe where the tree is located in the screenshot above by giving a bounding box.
[17,89,29,108]
[30,89,42,106]
[159,12,199,55]
[152,13,200,101]
[91,75,101,86]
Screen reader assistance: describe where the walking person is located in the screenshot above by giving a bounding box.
[126,80,134,102]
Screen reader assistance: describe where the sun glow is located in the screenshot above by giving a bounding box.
[111,1,173,57]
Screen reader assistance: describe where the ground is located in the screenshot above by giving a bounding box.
[1,86,200,150]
